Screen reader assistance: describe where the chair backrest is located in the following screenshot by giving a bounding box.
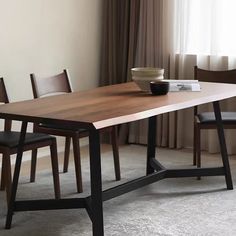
[0,77,12,131]
[30,69,72,98]
[194,66,236,84]
[0,78,9,104]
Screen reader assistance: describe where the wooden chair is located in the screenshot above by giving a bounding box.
[30,70,120,193]
[0,78,60,204]
[193,66,236,168]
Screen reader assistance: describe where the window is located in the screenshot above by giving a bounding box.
[174,0,236,56]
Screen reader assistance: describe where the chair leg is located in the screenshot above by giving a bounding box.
[30,149,38,182]
[3,153,12,206]
[196,125,201,180]
[63,137,71,173]
[193,122,197,165]
[50,139,61,199]
[196,126,201,168]
[72,134,83,193]
[111,126,121,181]
[1,155,6,190]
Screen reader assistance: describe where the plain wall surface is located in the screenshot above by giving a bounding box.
[0,0,102,102]
[0,0,102,158]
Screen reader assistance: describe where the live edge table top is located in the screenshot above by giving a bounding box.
[0,82,236,130]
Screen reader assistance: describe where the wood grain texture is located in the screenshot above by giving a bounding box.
[0,82,236,130]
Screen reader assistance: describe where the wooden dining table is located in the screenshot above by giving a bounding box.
[0,81,235,236]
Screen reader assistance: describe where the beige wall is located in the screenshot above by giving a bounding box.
[0,0,102,102]
[0,1,102,159]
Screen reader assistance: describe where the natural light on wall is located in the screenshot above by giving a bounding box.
[174,0,236,56]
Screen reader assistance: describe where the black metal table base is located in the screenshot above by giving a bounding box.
[5,163,230,222]
[5,101,233,236]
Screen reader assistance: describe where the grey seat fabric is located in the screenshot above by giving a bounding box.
[197,112,236,124]
[0,131,53,148]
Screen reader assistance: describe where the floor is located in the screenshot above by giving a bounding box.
[1,144,236,235]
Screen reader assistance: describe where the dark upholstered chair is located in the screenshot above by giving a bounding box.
[0,78,60,204]
[30,70,120,193]
[193,66,236,168]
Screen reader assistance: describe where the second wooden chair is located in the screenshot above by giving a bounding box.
[193,66,236,168]
[30,70,121,193]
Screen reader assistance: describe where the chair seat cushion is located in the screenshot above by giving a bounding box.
[0,131,53,148]
[197,112,236,124]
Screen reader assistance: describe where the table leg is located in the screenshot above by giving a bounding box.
[89,130,104,236]
[5,121,28,229]
[213,101,233,190]
[146,116,157,175]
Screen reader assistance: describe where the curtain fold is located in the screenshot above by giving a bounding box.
[100,0,130,86]
[128,0,176,148]
[100,0,141,86]
[100,0,141,144]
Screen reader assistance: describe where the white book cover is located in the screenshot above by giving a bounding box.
[162,79,199,83]
[162,80,201,92]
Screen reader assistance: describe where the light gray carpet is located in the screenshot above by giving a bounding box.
[1,145,236,236]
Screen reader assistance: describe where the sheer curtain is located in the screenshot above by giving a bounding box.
[166,0,236,154]
[173,0,236,56]
[129,0,236,154]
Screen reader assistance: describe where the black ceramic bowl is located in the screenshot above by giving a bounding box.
[150,81,169,95]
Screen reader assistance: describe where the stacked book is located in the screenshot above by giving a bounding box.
[162,80,201,92]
